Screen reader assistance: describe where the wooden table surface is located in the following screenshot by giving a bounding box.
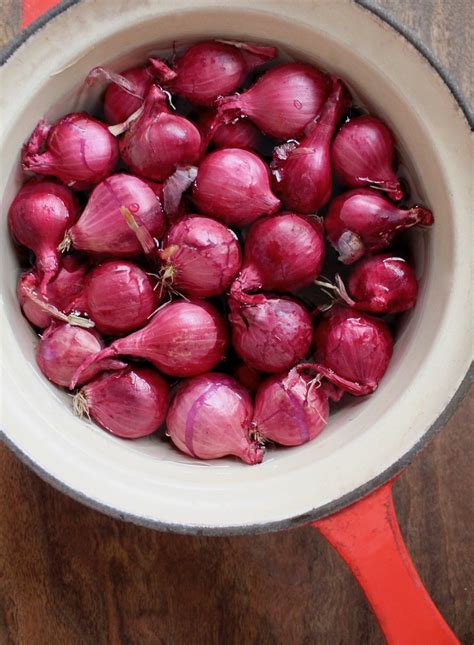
[0,1,472,643]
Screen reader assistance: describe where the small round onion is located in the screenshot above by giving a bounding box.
[252,366,341,446]
[160,215,242,297]
[22,113,119,190]
[74,367,169,438]
[231,212,325,298]
[192,148,281,226]
[166,372,263,464]
[345,254,419,314]
[36,324,126,388]
[84,260,160,335]
[8,180,80,293]
[312,306,393,396]
[324,188,434,264]
[229,294,313,373]
[70,299,229,388]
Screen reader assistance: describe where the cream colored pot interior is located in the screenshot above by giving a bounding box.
[0,0,471,532]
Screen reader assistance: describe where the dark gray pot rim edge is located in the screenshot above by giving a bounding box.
[0,0,472,535]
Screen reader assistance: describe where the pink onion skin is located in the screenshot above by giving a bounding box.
[217,63,331,139]
[197,109,263,151]
[70,300,229,387]
[65,173,166,256]
[192,148,281,226]
[231,213,325,298]
[119,86,202,182]
[104,66,155,125]
[346,254,419,314]
[325,188,434,264]
[76,367,169,438]
[18,255,88,328]
[160,215,241,297]
[271,78,351,213]
[232,362,264,393]
[84,260,160,335]
[22,114,119,190]
[151,41,277,106]
[166,372,263,464]
[331,115,403,201]
[229,295,313,373]
[8,180,80,293]
[312,306,393,396]
[36,323,126,388]
[252,366,340,446]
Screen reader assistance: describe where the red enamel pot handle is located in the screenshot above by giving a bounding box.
[313,482,459,644]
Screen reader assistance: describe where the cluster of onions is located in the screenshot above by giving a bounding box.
[9,39,434,464]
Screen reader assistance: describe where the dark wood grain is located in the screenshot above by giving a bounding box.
[0,2,472,644]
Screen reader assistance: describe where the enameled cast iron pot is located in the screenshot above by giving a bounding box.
[1,1,472,642]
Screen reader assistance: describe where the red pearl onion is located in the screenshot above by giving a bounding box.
[231,212,325,300]
[8,180,80,293]
[192,148,281,226]
[84,260,160,335]
[325,188,433,264]
[271,78,351,213]
[312,306,393,396]
[60,173,166,256]
[343,254,419,314]
[36,323,126,388]
[74,367,169,438]
[331,115,403,200]
[99,65,155,125]
[18,255,89,329]
[160,215,241,297]
[119,86,202,182]
[150,40,277,106]
[229,294,312,373]
[22,114,119,190]
[217,63,331,139]
[71,299,228,387]
[166,372,263,464]
[252,366,341,446]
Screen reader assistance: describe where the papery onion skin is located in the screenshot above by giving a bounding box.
[229,294,313,373]
[232,361,264,393]
[36,323,126,388]
[312,306,393,396]
[71,299,229,387]
[346,254,419,314]
[75,367,169,438]
[84,260,160,335]
[331,115,403,200]
[119,86,202,182]
[104,65,155,125]
[160,215,241,298]
[325,188,434,264]
[8,180,80,293]
[271,78,351,213]
[192,148,281,226]
[231,212,325,298]
[63,173,166,256]
[151,40,277,106]
[217,63,331,139]
[22,113,119,190]
[18,255,89,328]
[252,366,340,446]
[166,372,263,464]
